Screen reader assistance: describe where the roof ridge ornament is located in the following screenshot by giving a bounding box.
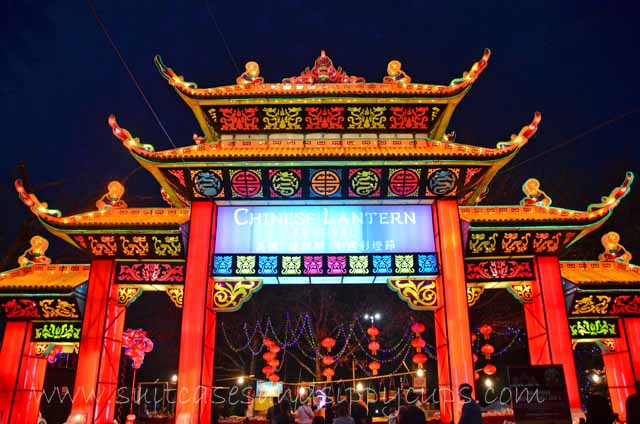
[236,61,264,85]
[154,55,197,89]
[450,49,491,87]
[520,178,552,207]
[598,231,632,264]
[96,181,127,210]
[282,50,365,84]
[108,114,155,152]
[15,180,62,218]
[497,111,542,149]
[383,60,411,84]
[18,236,51,267]
[587,172,634,212]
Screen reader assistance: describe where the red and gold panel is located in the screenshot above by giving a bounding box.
[72,233,184,259]
[1,296,80,321]
[570,292,640,316]
[465,258,535,283]
[115,262,185,284]
[465,230,580,257]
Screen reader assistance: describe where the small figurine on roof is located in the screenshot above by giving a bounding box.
[383,60,411,84]
[598,231,632,263]
[18,235,51,267]
[236,61,264,85]
[520,178,552,207]
[96,181,128,210]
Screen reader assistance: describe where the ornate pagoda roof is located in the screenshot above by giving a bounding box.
[0,264,89,293]
[460,172,634,258]
[15,180,189,259]
[111,111,541,207]
[155,50,491,142]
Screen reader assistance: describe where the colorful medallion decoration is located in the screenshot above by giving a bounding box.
[193,170,224,198]
[310,169,341,197]
[349,168,381,197]
[388,169,421,197]
[427,168,458,196]
[230,169,263,198]
[270,169,301,198]
[569,318,619,338]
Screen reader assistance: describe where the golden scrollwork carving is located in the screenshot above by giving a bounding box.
[597,339,617,353]
[346,106,386,129]
[117,286,142,306]
[165,286,184,308]
[262,107,303,130]
[40,299,79,319]
[508,283,534,303]
[571,295,612,315]
[501,233,530,253]
[387,278,438,310]
[152,236,181,257]
[34,343,52,356]
[213,280,263,312]
[467,286,485,307]
[468,233,498,254]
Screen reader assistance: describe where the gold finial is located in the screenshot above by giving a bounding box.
[18,236,51,267]
[236,61,264,85]
[520,178,552,207]
[383,60,411,84]
[598,231,632,263]
[96,181,127,210]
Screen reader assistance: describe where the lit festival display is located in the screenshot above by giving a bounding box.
[0,49,639,424]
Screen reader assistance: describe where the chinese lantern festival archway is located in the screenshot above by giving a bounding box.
[2,49,639,424]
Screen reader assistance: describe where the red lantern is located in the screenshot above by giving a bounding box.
[368,341,380,355]
[483,364,497,376]
[263,338,275,347]
[367,326,380,339]
[411,337,426,352]
[323,368,335,380]
[263,351,276,362]
[268,359,280,368]
[322,356,335,366]
[369,360,381,375]
[270,345,281,354]
[474,372,480,381]
[473,353,478,363]
[410,322,425,335]
[262,365,274,375]
[268,374,280,382]
[471,333,477,343]
[479,325,493,340]
[412,353,427,368]
[481,344,494,359]
[321,337,336,352]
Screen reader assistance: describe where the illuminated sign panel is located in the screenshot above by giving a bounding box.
[214,205,435,254]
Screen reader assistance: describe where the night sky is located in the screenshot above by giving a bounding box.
[2,0,640,415]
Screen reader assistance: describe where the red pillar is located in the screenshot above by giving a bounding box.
[176,201,217,424]
[11,333,48,424]
[602,323,636,422]
[94,289,127,423]
[68,259,118,424]
[0,322,47,424]
[433,200,474,423]
[0,321,29,424]
[526,256,581,410]
[622,318,640,381]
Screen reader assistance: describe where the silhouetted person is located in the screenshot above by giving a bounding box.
[275,399,293,424]
[313,416,326,424]
[586,393,614,424]
[267,397,280,424]
[399,391,426,424]
[458,384,481,424]
[626,382,640,424]
[334,402,355,424]
[351,401,368,424]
